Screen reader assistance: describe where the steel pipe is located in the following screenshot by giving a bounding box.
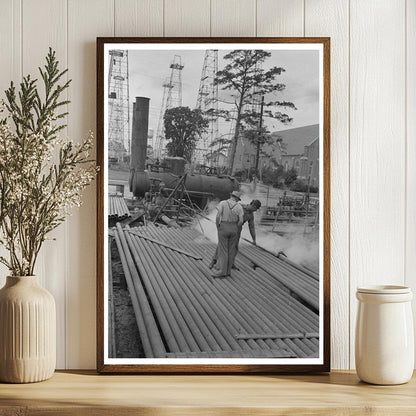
[132,234,228,352]
[114,226,166,357]
[128,232,206,352]
[122,222,319,358]
[144,226,299,356]
[123,229,186,353]
[153,224,318,354]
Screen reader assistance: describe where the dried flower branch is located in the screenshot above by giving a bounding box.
[0,48,97,276]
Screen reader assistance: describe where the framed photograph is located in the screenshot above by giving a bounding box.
[97,37,330,373]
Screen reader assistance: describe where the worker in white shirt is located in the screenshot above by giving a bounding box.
[211,190,244,278]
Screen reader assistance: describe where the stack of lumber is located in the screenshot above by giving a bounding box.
[109,195,130,219]
[113,223,319,359]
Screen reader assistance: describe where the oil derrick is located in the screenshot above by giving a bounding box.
[155,55,184,159]
[194,50,219,166]
[108,50,130,162]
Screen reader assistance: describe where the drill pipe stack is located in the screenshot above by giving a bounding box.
[238,245,320,311]
[109,195,130,219]
[112,223,320,359]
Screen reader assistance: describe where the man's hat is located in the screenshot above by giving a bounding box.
[230,190,242,200]
[251,199,261,209]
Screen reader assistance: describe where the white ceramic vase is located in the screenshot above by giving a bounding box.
[355,285,414,385]
[0,276,56,383]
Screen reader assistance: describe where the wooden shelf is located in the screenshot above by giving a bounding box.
[1,370,415,415]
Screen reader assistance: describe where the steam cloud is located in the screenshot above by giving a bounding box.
[194,185,319,272]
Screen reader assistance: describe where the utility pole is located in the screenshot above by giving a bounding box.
[254,95,265,175]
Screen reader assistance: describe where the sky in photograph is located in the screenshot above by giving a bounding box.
[125,48,320,142]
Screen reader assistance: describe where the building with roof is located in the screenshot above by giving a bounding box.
[298,136,319,187]
[233,124,319,187]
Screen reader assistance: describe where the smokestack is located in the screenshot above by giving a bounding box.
[131,96,150,172]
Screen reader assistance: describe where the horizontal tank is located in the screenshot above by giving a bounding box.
[131,170,239,201]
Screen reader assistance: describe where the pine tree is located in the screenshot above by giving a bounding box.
[215,50,296,174]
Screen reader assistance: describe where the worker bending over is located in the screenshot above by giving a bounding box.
[211,191,243,278]
[237,199,261,249]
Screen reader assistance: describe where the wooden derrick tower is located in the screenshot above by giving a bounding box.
[194,50,219,166]
[154,55,184,159]
[108,50,130,162]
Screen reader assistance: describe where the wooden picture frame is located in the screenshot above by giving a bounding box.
[97,37,330,373]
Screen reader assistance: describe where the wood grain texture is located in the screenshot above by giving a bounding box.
[406,0,416,363]
[22,0,68,369]
[67,0,114,369]
[257,0,304,37]
[96,37,105,374]
[211,0,256,37]
[115,0,163,37]
[0,0,21,98]
[305,0,349,370]
[0,371,415,415]
[0,0,413,371]
[349,0,406,368]
[96,37,330,374]
[0,0,21,289]
[164,0,210,36]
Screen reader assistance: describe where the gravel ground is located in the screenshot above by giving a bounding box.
[110,239,144,358]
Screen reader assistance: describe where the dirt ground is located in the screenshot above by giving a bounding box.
[110,239,144,358]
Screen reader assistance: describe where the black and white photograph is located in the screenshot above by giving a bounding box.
[99,39,329,371]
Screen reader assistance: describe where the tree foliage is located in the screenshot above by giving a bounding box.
[284,167,298,186]
[261,166,285,188]
[164,106,208,161]
[243,126,276,161]
[258,165,299,188]
[215,50,297,173]
[208,134,231,159]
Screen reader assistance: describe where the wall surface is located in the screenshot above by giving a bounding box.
[0,0,414,370]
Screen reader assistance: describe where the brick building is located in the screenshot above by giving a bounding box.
[233,124,319,186]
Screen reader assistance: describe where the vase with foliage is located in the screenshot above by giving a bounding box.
[0,49,96,383]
